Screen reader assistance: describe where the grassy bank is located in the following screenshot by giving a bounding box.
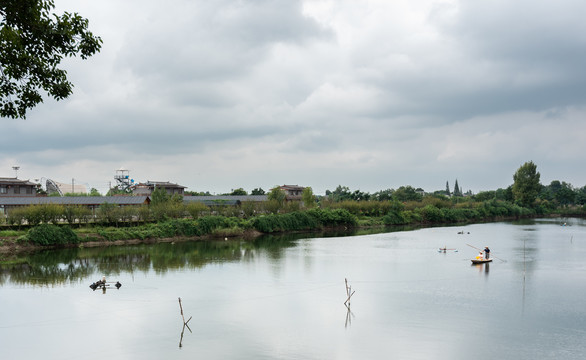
[1,209,358,253]
[2,201,584,257]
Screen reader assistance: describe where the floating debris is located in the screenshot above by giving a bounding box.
[89,276,122,291]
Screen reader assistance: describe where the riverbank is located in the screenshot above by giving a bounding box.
[1,208,578,259]
[0,227,265,257]
[0,209,359,257]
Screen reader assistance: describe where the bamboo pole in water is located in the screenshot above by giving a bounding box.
[178,297,192,326]
[344,278,355,305]
[179,297,185,323]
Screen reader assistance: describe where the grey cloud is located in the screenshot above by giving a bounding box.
[426,0,586,114]
[443,1,586,63]
[333,0,586,125]
[5,0,586,194]
[117,1,331,83]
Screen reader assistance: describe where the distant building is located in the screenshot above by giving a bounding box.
[46,179,88,196]
[183,195,268,207]
[277,185,305,201]
[132,181,186,196]
[0,177,38,197]
[0,196,150,216]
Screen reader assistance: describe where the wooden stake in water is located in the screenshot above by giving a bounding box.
[345,304,354,328]
[178,297,192,348]
[344,278,355,306]
[179,297,185,322]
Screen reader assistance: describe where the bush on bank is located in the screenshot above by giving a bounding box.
[22,224,79,246]
[380,199,537,226]
[96,216,247,241]
[251,208,357,233]
[29,209,357,243]
[89,209,359,240]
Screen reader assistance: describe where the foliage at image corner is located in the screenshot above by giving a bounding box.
[1,0,102,119]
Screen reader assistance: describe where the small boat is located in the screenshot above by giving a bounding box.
[471,258,492,264]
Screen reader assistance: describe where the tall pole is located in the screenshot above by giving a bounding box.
[12,166,20,178]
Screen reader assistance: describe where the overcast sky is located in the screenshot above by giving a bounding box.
[2,0,586,195]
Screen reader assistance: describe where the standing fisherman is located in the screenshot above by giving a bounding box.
[484,246,491,260]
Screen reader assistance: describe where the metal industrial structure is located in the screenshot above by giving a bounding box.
[45,179,88,196]
[114,168,135,192]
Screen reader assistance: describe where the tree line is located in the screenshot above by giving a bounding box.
[3,161,584,242]
[323,161,585,211]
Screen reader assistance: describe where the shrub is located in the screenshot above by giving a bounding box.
[382,211,407,225]
[240,201,259,219]
[419,205,444,223]
[25,224,79,246]
[136,205,152,223]
[401,210,421,223]
[7,208,26,226]
[196,216,230,235]
[251,209,357,233]
[186,202,209,219]
[98,202,119,225]
[263,199,282,214]
[421,196,451,209]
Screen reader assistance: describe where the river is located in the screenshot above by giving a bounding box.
[1,218,585,359]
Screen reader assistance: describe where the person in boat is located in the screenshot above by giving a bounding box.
[484,247,490,260]
[476,252,484,260]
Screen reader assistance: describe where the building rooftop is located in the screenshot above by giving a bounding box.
[0,196,149,206]
[135,181,186,189]
[0,177,38,186]
[184,195,268,203]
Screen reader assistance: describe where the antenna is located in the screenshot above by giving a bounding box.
[12,166,20,178]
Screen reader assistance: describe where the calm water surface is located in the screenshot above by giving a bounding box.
[1,218,585,359]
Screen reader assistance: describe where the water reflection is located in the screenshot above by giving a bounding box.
[178,297,193,348]
[514,226,539,275]
[471,262,490,275]
[344,304,354,328]
[0,237,289,286]
[0,227,412,287]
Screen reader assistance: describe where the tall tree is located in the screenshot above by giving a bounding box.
[151,187,170,206]
[372,188,394,201]
[575,186,586,205]
[554,181,575,205]
[251,188,265,195]
[393,186,423,202]
[1,0,102,119]
[230,188,247,196]
[267,186,286,206]
[445,181,451,196]
[351,189,370,201]
[328,185,352,202]
[302,187,316,208]
[453,179,461,197]
[512,161,541,207]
